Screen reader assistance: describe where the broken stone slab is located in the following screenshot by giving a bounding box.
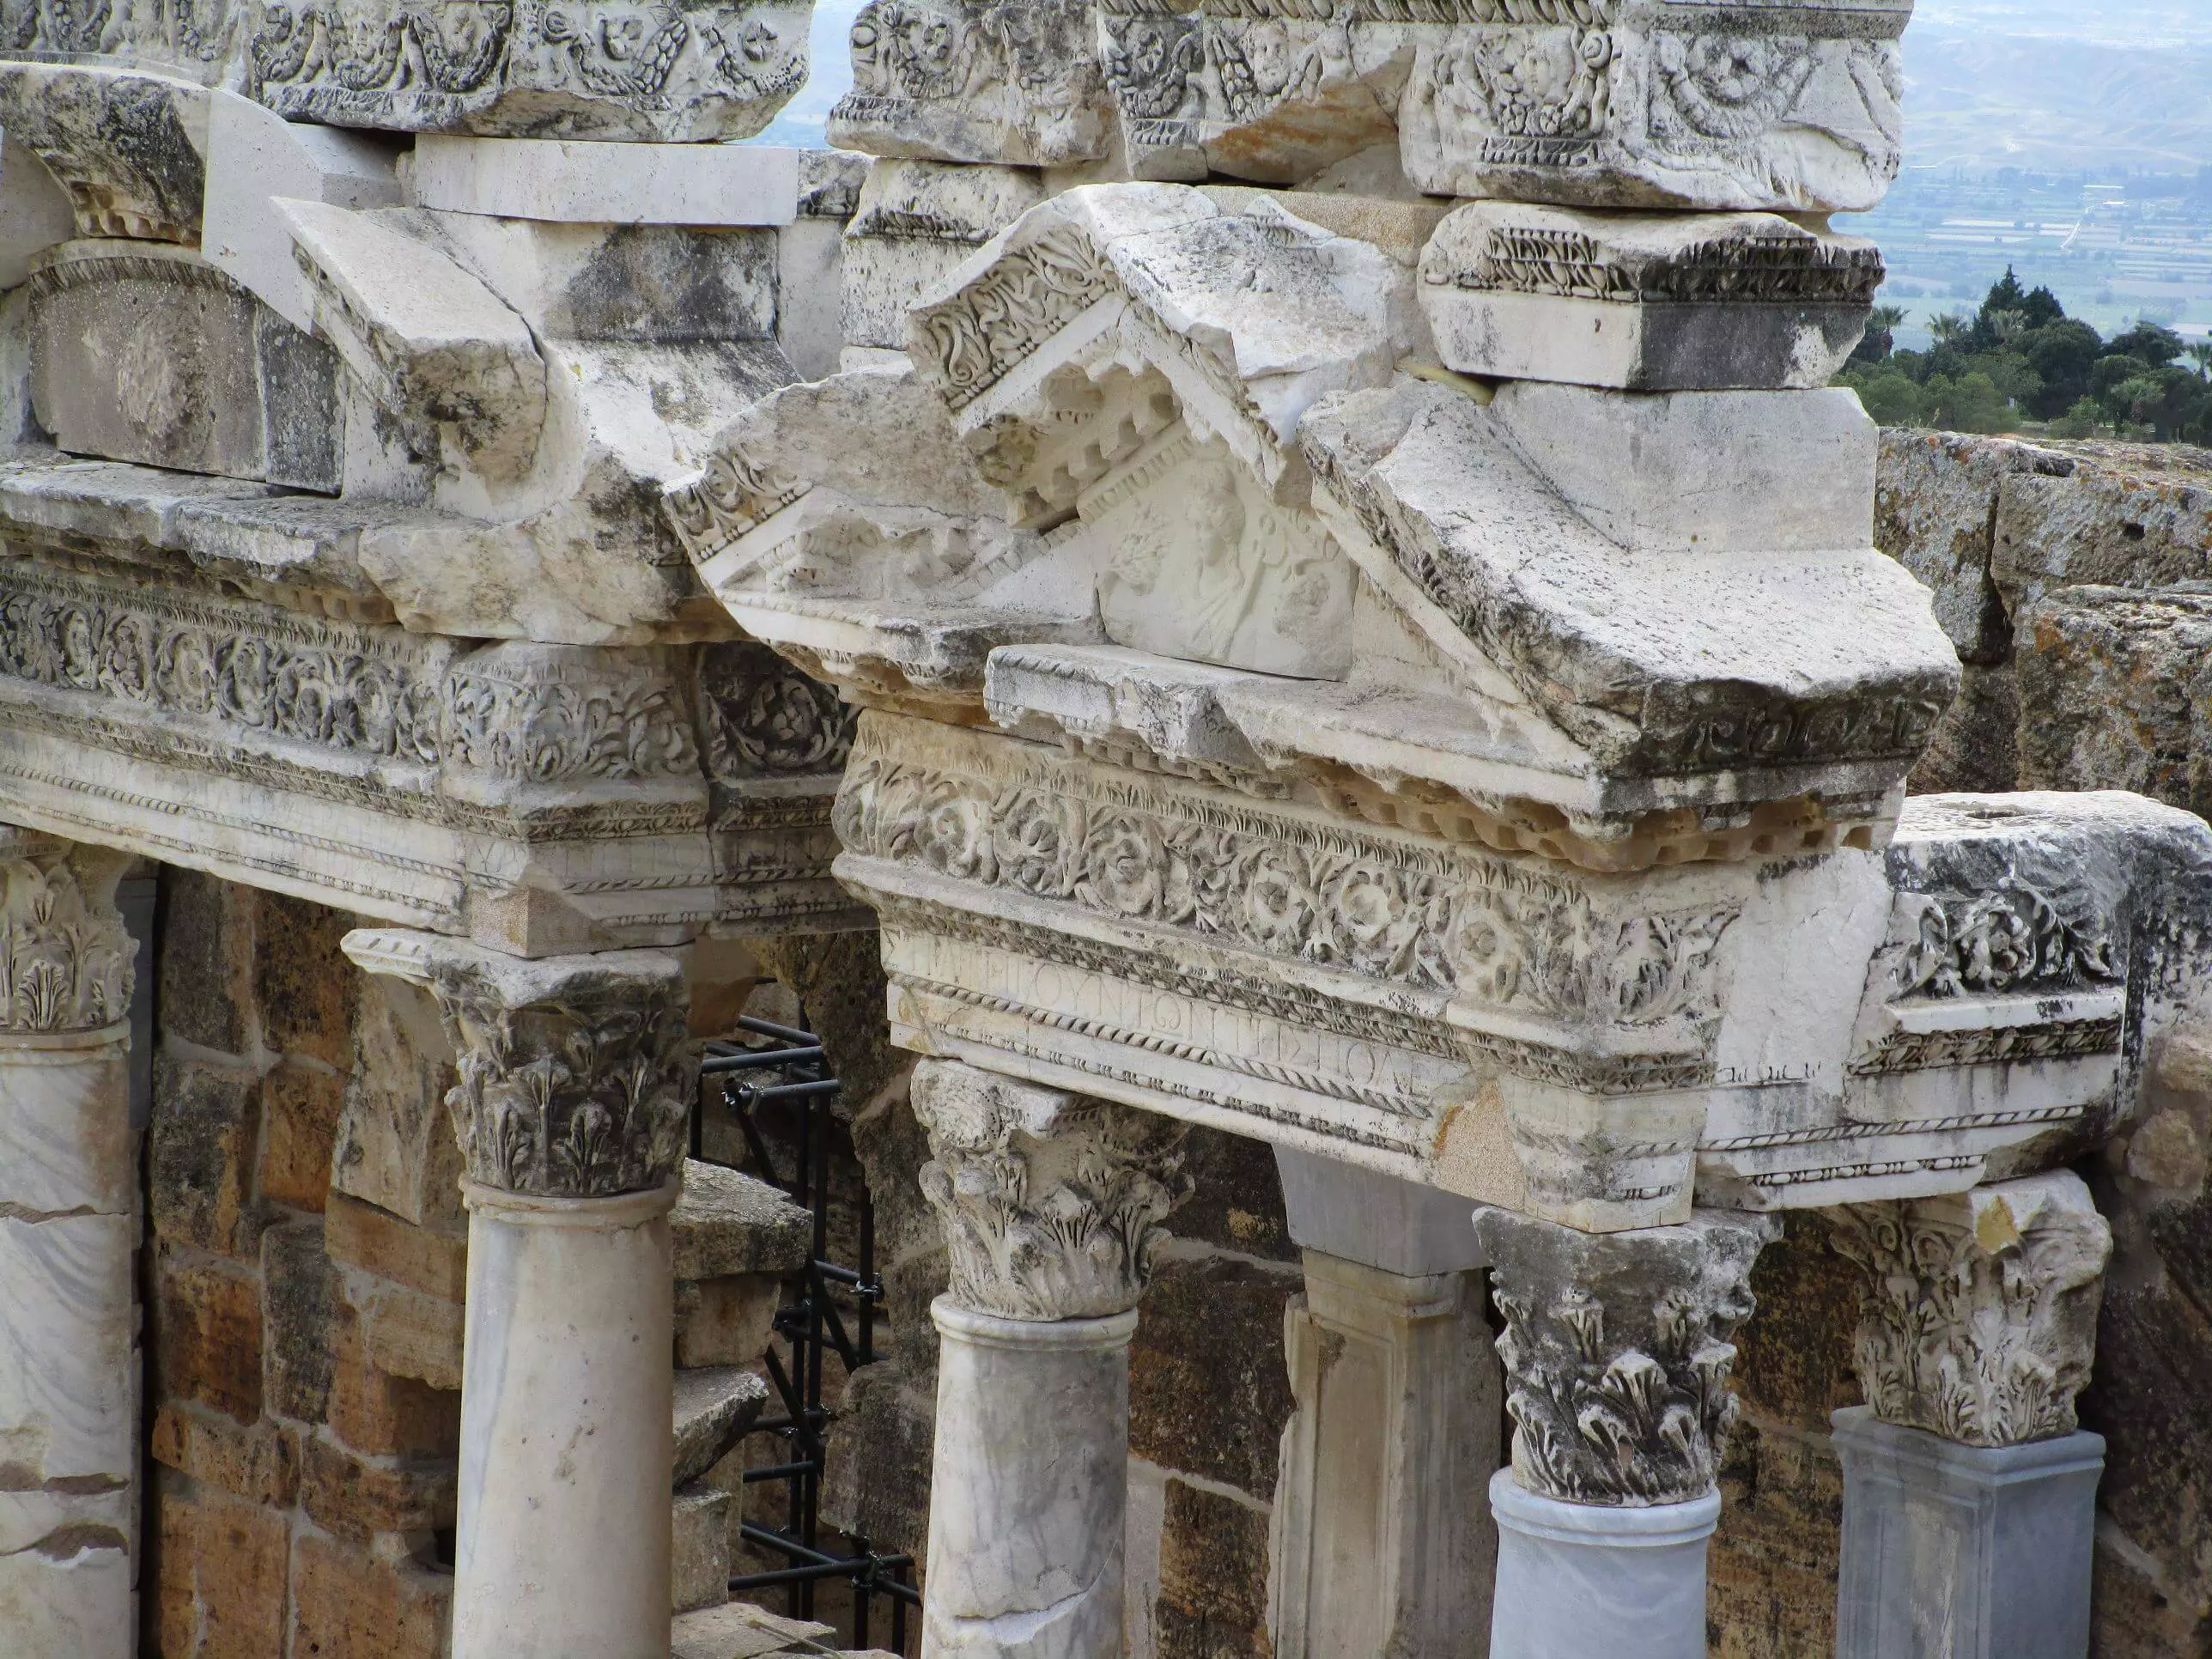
[672,1482,734,1613]
[672,1365,774,1486]
[0,64,210,244]
[404,138,802,227]
[830,0,1111,165]
[673,1158,812,1279]
[27,241,348,492]
[839,161,1048,351]
[1398,0,1911,211]
[1101,6,1417,185]
[1420,203,1884,392]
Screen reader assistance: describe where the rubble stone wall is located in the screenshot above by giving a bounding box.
[147,871,462,1659]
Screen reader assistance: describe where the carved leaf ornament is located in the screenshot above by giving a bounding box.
[836,749,1735,1022]
[0,849,134,1034]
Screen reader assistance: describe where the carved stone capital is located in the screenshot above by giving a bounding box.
[910,1058,1189,1322]
[0,828,135,1035]
[342,928,696,1200]
[1474,1206,1778,1506]
[1827,1171,2112,1448]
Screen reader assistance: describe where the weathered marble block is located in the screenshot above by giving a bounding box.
[0,64,210,243]
[0,0,815,140]
[29,241,346,490]
[1397,0,1911,211]
[838,161,1047,354]
[830,0,1111,164]
[1420,202,1884,391]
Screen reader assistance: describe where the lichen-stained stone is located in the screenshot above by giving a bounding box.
[2015,586,2212,815]
[1397,0,1911,211]
[28,242,346,490]
[1419,202,1883,392]
[0,64,210,243]
[829,0,1111,165]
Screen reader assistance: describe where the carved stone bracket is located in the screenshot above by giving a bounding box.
[910,1057,1190,1322]
[1826,1171,2112,1447]
[342,927,696,1199]
[0,827,135,1035]
[1474,1206,1777,1506]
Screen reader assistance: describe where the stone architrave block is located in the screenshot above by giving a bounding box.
[202,89,404,333]
[840,161,1049,352]
[1398,0,1911,210]
[1832,1406,2105,1659]
[405,138,801,227]
[830,0,1111,164]
[1420,203,1884,391]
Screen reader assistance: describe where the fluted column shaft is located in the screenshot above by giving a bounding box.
[344,927,696,1659]
[910,1059,1188,1659]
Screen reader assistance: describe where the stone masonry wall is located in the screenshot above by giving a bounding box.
[147,871,463,1659]
[1692,430,2212,1659]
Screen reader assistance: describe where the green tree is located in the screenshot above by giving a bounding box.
[2020,319,2103,417]
[2189,341,2212,381]
[2105,322,2186,368]
[1849,304,1908,367]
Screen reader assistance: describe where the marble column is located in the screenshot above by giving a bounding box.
[908,1059,1188,1659]
[1827,1172,2112,1659]
[1474,1205,1777,1659]
[342,927,697,1659]
[0,829,138,1656]
[1269,1149,1500,1659]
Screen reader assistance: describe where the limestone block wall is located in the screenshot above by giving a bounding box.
[1686,428,2212,1659]
[147,871,462,1658]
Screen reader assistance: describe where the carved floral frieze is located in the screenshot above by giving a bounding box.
[1476,1205,1775,1504]
[910,1057,1189,1321]
[0,830,134,1035]
[1827,1172,2112,1447]
[835,719,1736,1026]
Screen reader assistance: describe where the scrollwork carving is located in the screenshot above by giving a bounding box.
[1475,1206,1774,1505]
[699,642,855,779]
[908,224,1117,411]
[1827,1172,2111,1447]
[1896,880,2117,1001]
[911,1057,1189,1321]
[833,726,1736,1027]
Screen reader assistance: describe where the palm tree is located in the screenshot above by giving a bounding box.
[1929,311,1973,347]
[2191,341,2212,382]
[1870,304,1909,333]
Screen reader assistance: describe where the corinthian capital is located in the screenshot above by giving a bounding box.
[911,1059,1189,1322]
[1827,1171,2111,1448]
[342,929,696,1200]
[0,828,133,1035]
[1474,1206,1777,1507]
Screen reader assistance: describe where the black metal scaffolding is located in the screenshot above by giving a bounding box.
[699,1013,917,1653]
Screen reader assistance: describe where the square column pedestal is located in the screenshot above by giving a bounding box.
[1832,1407,2105,1659]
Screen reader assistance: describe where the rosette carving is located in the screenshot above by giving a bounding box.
[911,1059,1189,1321]
[1475,1206,1776,1506]
[0,830,135,1035]
[343,929,696,1199]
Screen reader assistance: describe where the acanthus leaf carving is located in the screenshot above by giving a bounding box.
[1475,1205,1775,1505]
[0,830,135,1036]
[911,1057,1189,1321]
[1826,1171,2111,1448]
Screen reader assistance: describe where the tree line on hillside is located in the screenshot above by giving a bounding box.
[1838,269,2212,442]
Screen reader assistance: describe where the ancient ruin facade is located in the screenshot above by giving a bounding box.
[1,2,2209,1657]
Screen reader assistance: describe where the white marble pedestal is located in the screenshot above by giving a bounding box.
[453,1180,678,1659]
[1487,1469,1721,1659]
[1832,1406,2105,1659]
